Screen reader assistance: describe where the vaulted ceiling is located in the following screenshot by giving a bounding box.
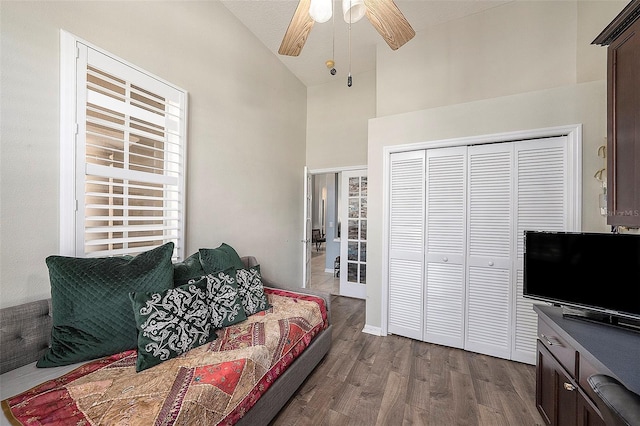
[221,0,510,87]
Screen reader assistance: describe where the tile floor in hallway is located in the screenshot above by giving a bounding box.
[308,250,340,295]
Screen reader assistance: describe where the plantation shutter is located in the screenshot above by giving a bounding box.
[76,43,186,258]
[388,151,425,340]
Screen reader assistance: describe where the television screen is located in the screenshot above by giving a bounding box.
[523,231,640,320]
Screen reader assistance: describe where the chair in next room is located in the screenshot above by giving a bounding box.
[312,229,326,252]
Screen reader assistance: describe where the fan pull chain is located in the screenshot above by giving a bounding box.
[347,0,353,87]
[326,0,337,75]
[331,1,336,74]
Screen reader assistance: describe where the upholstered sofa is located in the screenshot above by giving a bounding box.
[0,253,332,425]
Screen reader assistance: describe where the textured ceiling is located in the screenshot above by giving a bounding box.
[221,0,510,87]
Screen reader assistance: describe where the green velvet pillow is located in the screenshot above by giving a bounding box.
[37,243,175,368]
[235,265,271,316]
[172,251,205,285]
[199,243,245,274]
[130,278,216,372]
[195,269,247,328]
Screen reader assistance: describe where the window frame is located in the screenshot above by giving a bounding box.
[59,30,187,260]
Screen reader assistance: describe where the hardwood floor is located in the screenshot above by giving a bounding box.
[270,253,545,425]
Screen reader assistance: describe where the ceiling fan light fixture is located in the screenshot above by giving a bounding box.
[309,0,332,23]
[342,0,365,23]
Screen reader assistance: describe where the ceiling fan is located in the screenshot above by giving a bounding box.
[278,0,415,57]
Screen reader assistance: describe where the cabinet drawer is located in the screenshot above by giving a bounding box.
[538,319,576,377]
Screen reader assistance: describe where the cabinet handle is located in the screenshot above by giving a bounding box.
[488,261,494,266]
[442,257,448,262]
[541,333,554,346]
[563,383,576,391]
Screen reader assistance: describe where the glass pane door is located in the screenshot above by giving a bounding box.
[340,169,367,299]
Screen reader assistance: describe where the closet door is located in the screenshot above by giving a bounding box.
[465,143,513,359]
[512,136,568,363]
[424,147,467,348]
[388,151,425,340]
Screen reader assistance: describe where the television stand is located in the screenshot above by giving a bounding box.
[534,305,640,426]
[562,307,640,333]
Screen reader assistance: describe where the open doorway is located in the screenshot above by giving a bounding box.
[306,166,368,298]
[308,172,340,295]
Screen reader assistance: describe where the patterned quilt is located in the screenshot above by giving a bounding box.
[1,288,328,426]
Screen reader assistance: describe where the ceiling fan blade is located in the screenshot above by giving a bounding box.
[363,0,415,51]
[279,0,315,56]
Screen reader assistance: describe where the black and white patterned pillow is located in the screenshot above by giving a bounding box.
[130,279,215,372]
[235,266,271,316]
[200,269,247,328]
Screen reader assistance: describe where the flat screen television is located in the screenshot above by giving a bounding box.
[523,230,640,329]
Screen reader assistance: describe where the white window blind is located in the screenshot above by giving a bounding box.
[62,33,187,259]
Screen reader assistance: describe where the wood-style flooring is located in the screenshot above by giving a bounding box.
[270,252,544,425]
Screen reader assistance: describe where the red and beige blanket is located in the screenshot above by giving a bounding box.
[2,288,328,426]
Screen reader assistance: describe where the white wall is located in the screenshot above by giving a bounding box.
[364,1,626,330]
[375,1,624,117]
[0,1,307,308]
[306,69,375,169]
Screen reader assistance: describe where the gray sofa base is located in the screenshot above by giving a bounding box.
[237,323,332,425]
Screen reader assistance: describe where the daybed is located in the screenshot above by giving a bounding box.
[0,251,332,426]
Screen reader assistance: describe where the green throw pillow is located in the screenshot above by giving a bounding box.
[37,242,175,368]
[199,243,245,274]
[130,279,216,372]
[235,265,271,316]
[172,251,206,285]
[194,269,247,328]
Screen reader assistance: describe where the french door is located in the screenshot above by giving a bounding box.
[340,169,368,299]
[302,166,312,288]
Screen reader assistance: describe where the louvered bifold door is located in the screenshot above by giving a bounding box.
[76,44,185,258]
[423,146,467,348]
[388,151,425,340]
[465,143,514,360]
[512,136,568,364]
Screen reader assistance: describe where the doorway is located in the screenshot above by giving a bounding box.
[306,166,367,298]
[307,172,340,295]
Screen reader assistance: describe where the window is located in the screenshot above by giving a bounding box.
[60,31,187,259]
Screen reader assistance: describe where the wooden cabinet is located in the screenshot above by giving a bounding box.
[536,341,576,426]
[534,305,640,426]
[593,0,640,227]
[536,342,605,426]
[577,395,606,426]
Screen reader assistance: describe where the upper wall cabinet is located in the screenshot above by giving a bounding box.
[593,0,640,227]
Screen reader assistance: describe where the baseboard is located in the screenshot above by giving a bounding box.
[324,268,334,274]
[362,324,384,336]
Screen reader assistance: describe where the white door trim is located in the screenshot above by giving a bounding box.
[309,165,367,175]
